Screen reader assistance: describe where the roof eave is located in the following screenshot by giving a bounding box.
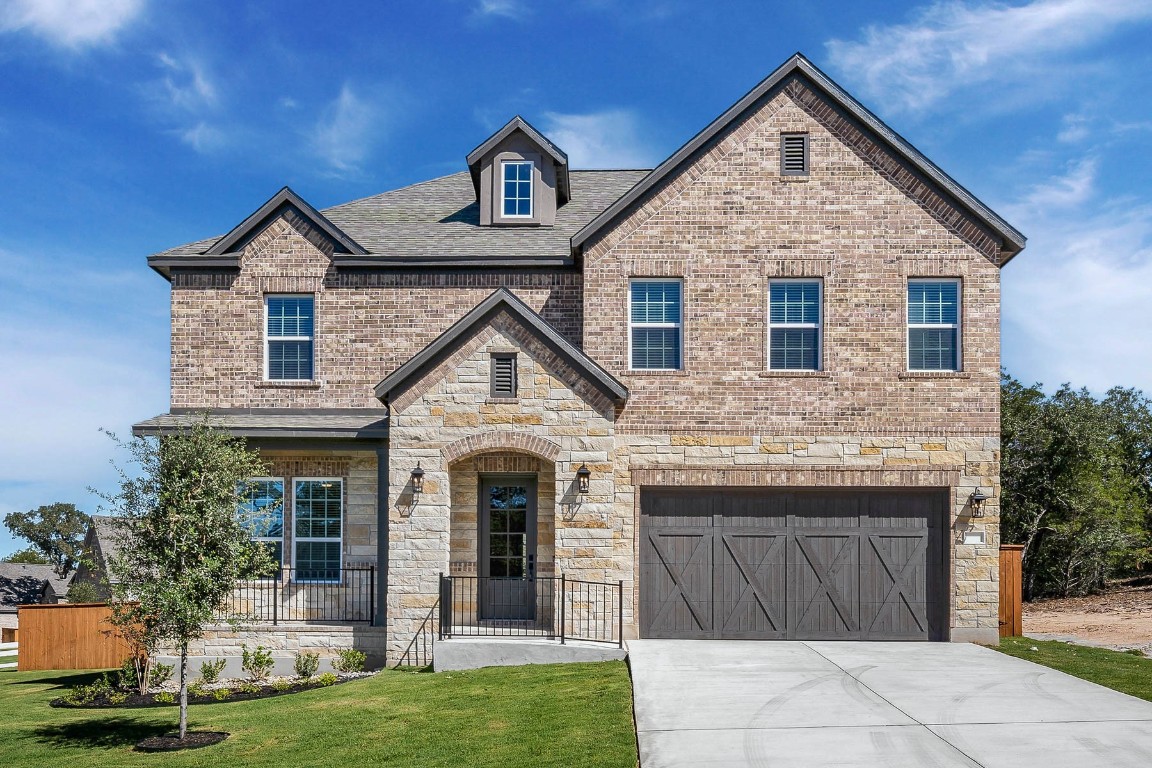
[205,186,369,257]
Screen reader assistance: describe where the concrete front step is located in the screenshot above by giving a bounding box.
[434,637,626,671]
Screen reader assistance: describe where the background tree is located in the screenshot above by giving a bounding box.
[3,502,90,577]
[2,547,50,565]
[1001,371,1151,598]
[101,422,272,740]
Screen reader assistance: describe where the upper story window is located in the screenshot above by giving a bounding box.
[629,279,683,370]
[768,280,821,370]
[502,161,534,218]
[266,295,314,381]
[238,478,284,574]
[907,279,961,371]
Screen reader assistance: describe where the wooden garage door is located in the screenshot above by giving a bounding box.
[639,488,948,641]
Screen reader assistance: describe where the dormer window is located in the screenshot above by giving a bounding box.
[502,161,534,218]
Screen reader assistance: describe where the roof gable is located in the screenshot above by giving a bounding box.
[572,53,1026,264]
[466,116,571,206]
[206,186,367,256]
[374,287,627,405]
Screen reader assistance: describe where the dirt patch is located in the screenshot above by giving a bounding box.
[1023,581,1152,653]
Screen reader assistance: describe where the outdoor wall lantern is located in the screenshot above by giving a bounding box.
[576,464,592,494]
[410,463,425,495]
[968,488,988,517]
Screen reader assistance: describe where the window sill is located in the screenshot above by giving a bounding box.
[256,380,324,389]
[486,397,519,405]
[899,371,971,380]
[626,369,689,376]
[758,371,831,378]
[779,176,809,182]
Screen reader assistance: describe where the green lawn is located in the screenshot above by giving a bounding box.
[0,662,638,767]
[996,636,1152,701]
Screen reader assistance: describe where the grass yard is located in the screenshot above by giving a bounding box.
[996,636,1152,702]
[0,661,638,768]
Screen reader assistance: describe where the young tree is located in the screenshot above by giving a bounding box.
[3,502,90,576]
[102,421,272,740]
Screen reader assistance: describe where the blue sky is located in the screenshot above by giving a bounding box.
[1,0,1150,556]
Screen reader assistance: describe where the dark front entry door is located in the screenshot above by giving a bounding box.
[479,477,538,621]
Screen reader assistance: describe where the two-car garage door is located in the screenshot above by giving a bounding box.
[639,488,948,641]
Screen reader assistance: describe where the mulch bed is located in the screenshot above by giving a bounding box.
[50,675,361,709]
[136,731,230,751]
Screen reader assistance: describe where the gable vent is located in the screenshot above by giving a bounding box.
[491,354,517,398]
[781,134,809,176]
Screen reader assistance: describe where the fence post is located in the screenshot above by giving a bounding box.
[272,570,279,626]
[438,573,446,640]
[559,574,566,645]
[617,580,624,648]
[369,567,376,625]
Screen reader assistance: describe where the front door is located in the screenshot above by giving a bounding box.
[479,477,538,621]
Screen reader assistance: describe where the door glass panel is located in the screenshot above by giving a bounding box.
[488,484,529,579]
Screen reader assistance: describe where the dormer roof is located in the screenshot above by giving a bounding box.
[466,116,571,206]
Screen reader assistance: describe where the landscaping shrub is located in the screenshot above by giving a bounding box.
[332,649,366,673]
[187,680,208,698]
[242,644,274,681]
[150,662,175,687]
[313,672,339,687]
[154,691,176,704]
[212,688,232,701]
[294,651,320,679]
[200,658,228,683]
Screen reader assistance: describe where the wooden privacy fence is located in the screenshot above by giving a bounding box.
[999,544,1025,637]
[17,603,134,671]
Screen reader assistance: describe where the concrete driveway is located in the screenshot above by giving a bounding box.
[627,639,1152,768]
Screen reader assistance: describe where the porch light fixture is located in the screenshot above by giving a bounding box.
[410,463,425,495]
[968,488,988,517]
[576,464,592,494]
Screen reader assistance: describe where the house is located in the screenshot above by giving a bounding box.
[0,563,68,632]
[133,53,1024,665]
[68,516,123,601]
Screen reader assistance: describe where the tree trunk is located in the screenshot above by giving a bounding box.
[179,642,188,739]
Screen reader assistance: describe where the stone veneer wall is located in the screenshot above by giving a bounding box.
[386,321,621,660]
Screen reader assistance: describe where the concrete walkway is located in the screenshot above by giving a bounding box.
[627,639,1152,768]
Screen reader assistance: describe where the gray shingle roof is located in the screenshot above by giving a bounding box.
[132,411,389,439]
[148,170,648,269]
[0,563,67,609]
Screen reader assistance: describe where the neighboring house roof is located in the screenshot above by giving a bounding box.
[133,411,389,440]
[0,563,67,610]
[374,287,629,405]
[572,53,1027,264]
[465,115,572,205]
[87,516,124,578]
[146,170,648,277]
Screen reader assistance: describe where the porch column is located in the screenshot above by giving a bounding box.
[374,442,389,628]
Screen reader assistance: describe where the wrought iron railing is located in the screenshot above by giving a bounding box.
[395,600,438,668]
[222,566,375,625]
[438,574,623,647]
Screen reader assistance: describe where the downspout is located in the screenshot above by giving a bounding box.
[374,402,390,628]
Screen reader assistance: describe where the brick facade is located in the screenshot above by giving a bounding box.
[152,64,1016,659]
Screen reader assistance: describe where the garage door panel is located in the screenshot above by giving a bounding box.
[716,531,787,639]
[640,489,946,641]
[641,528,713,638]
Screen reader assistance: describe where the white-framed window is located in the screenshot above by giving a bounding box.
[293,478,342,582]
[238,478,284,576]
[629,279,683,370]
[501,160,533,218]
[265,295,315,381]
[907,279,961,371]
[768,279,822,370]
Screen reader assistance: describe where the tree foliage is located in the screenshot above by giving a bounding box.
[1001,371,1152,598]
[2,502,90,577]
[2,547,50,565]
[101,421,273,739]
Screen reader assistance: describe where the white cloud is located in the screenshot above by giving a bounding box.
[1016,157,1097,212]
[0,0,144,48]
[540,110,658,169]
[310,84,379,174]
[158,52,218,111]
[826,0,1152,114]
[475,0,527,19]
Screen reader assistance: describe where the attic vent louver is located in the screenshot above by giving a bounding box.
[491,354,517,398]
[781,134,809,176]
